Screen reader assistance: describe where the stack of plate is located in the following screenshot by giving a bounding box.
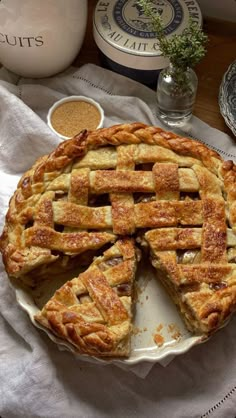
[219,60,236,136]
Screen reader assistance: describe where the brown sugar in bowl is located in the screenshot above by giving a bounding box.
[47,95,104,139]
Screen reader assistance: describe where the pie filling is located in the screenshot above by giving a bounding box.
[152,265,196,330]
[1,122,236,357]
[150,254,205,334]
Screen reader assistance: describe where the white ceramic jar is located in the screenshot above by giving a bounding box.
[0,0,88,78]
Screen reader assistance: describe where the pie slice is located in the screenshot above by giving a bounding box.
[34,238,138,357]
[1,122,236,356]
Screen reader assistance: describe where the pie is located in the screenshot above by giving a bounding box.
[1,122,236,357]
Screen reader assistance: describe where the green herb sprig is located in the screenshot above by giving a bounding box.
[136,0,208,73]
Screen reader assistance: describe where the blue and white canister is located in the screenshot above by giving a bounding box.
[93,0,202,86]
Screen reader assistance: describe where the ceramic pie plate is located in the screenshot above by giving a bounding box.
[10,257,205,366]
[219,60,236,137]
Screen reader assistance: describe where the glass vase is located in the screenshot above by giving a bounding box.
[156,64,198,127]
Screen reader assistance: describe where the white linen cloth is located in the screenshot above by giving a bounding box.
[0,64,236,418]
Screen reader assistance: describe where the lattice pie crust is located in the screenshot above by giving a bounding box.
[1,123,236,357]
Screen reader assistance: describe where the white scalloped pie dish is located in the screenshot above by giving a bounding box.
[11,259,206,366]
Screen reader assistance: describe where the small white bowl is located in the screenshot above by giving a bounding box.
[47,95,104,140]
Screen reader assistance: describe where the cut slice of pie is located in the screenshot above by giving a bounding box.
[34,238,138,357]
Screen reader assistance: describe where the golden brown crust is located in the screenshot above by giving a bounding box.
[1,122,236,347]
[35,238,137,357]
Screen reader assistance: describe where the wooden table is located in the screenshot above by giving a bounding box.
[75,0,236,138]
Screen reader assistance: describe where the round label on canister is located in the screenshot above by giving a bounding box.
[93,0,202,70]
